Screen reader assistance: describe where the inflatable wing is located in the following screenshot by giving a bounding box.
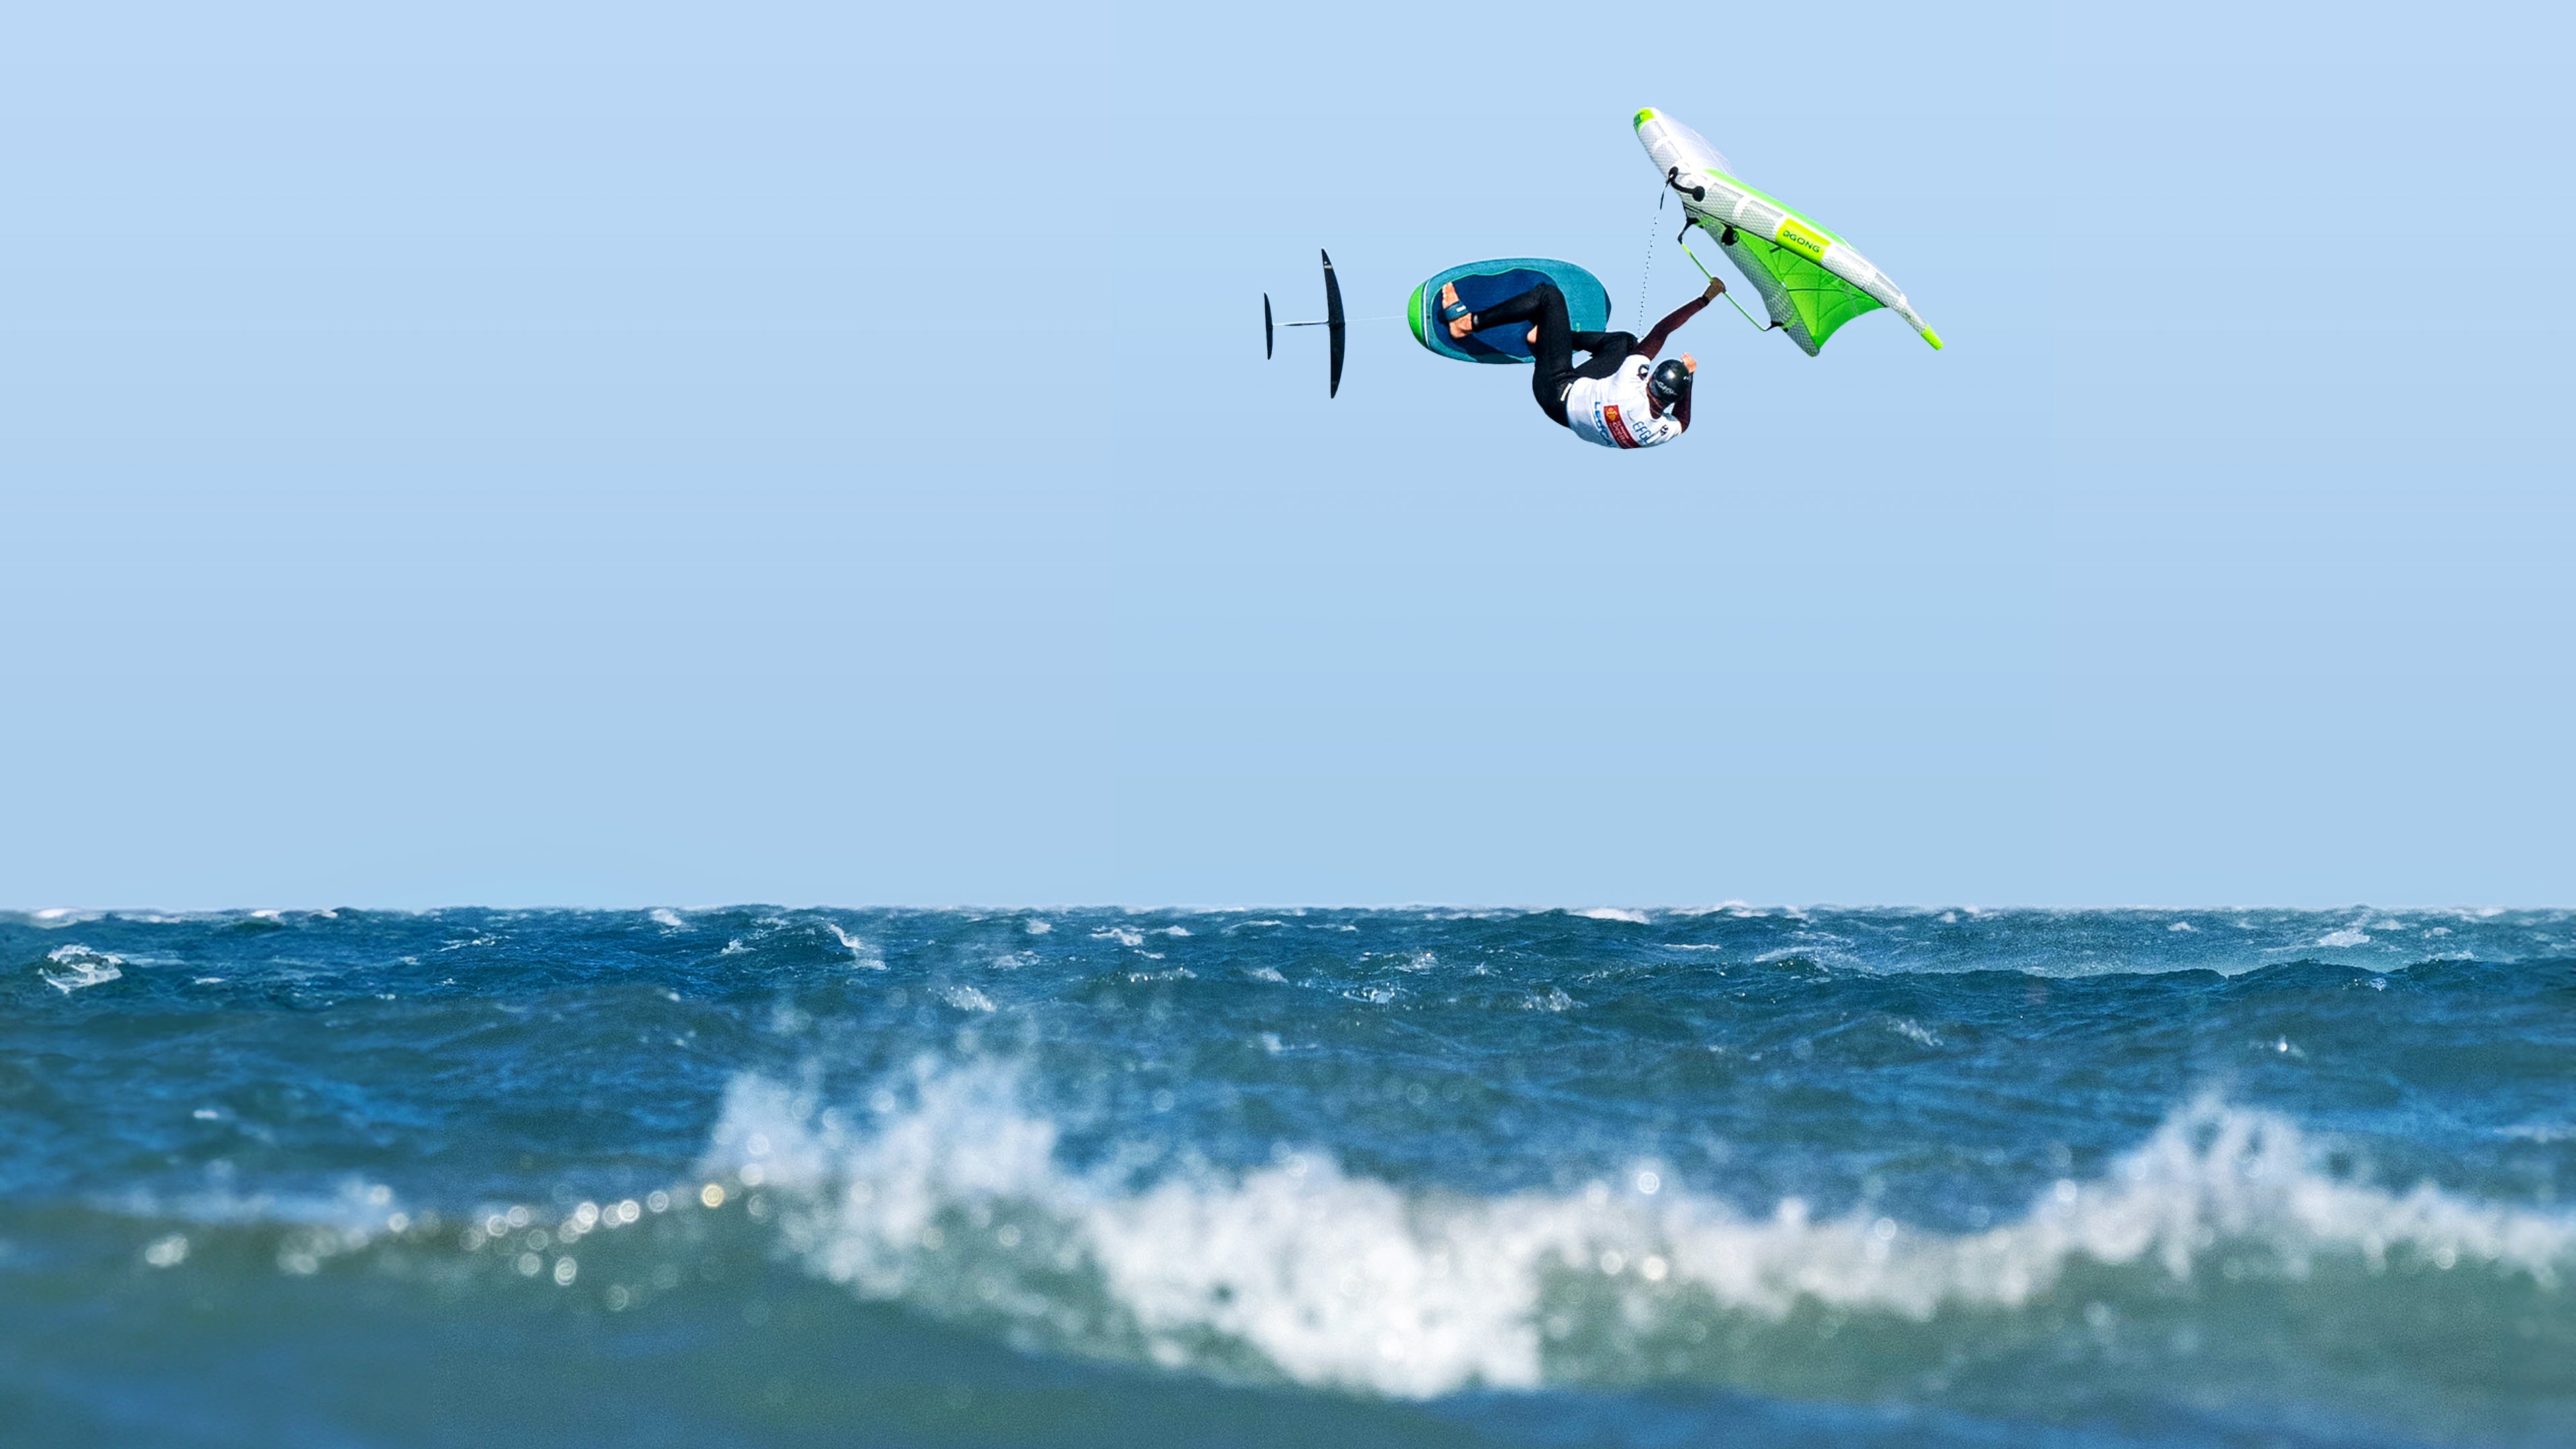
[1634,108,1941,357]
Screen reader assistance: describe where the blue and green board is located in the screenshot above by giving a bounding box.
[1407,259,1610,364]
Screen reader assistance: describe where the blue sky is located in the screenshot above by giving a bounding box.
[3,3,2569,908]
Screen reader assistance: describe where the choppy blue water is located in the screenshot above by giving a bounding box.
[4,906,2571,1447]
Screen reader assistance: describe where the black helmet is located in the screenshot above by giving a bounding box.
[1648,358,1693,405]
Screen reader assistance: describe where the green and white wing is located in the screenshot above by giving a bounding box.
[1633,108,1941,357]
[1713,227,1892,358]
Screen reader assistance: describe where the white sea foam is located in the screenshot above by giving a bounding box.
[1575,908,1651,924]
[1752,942,1863,971]
[40,945,125,994]
[649,908,688,930]
[936,985,997,1013]
[1666,902,1762,918]
[708,1071,2576,1399]
[826,924,886,970]
[2317,928,2372,948]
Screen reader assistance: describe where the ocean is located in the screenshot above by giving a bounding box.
[3,905,2570,1447]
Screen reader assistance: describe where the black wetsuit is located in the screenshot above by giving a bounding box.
[1464,282,1708,429]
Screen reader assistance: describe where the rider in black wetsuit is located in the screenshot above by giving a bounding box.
[1441,275,1727,442]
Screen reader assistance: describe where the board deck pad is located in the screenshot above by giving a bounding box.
[1408,258,1611,364]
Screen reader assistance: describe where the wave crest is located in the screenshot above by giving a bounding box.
[704,1069,2576,1398]
[40,944,125,994]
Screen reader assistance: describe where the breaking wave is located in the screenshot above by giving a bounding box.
[703,1064,2576,1399]
[40,943,125,994]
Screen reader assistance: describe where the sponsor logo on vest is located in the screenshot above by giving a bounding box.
[1603,404,1639,449]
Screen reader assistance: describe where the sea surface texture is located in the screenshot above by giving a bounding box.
[4,906,2571,1447]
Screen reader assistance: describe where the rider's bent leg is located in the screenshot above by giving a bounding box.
[1468,284,1578,425]
[1568,330,1639,382]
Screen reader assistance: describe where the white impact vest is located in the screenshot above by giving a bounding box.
[1562,355,1682,450]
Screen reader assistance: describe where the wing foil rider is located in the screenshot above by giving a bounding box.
[1436,275,1726,448]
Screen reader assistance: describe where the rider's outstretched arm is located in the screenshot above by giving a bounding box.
[1639,297,1708,359]
[1640,278,1727,359]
